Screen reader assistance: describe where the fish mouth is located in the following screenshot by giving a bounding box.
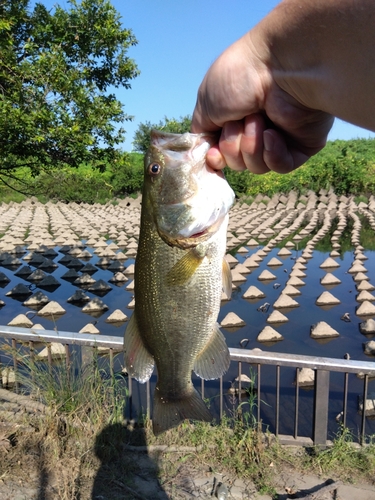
[190,229,208,238]
[159,217,224,250]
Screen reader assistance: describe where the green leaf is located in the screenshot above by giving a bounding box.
[0,0,139,187]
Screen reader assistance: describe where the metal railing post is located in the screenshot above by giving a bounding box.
[313,369,330,446]
[361,374,369,445]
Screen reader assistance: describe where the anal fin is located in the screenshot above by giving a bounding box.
[193,323,230,380]
[124,313,155,383]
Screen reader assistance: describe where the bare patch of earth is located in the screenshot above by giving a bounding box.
[0,397,374,500]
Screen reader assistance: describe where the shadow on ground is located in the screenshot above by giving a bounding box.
[92,423,169,500]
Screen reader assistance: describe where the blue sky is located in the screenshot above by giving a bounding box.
[34,0,375,151]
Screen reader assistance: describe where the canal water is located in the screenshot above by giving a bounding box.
[0,197,374,440]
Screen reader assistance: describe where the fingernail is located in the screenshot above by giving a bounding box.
[223,121,240,142]
[263,131,274,152]
[207,147,220,159]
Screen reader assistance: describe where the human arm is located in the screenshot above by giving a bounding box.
[191,0,375,173]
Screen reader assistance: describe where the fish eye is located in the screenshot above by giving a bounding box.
[148,163,161,176]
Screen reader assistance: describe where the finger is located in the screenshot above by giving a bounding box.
[205,145,227,170]
[219,116,272,174]
[239,114,270,174]
[263,129,310,173]
[218,121,247,171]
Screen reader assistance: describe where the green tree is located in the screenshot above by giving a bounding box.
[0,0,139,191]
[109,152,144,195]
[132,115,192,153]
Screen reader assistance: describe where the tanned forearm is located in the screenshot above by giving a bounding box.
[249,0,375,130]
[192,0,375,173]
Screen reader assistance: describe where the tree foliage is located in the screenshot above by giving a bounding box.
[225,138,375,197]
[2,134,375,204]
[33,153,142,203]
[1,151,145,203]
[132,115,192,153]
[0,0,139,190]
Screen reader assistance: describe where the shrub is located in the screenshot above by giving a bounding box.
[224,139,375,197]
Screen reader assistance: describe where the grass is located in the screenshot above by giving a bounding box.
[0,189,27,204]
[308,426,375,480]
[354,195,369,204]
[0,346,131,497]
[133,413,276,495]
[1,348,375,498]
[14,346,127,426]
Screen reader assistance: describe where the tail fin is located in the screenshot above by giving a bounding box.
[152,387,212,436]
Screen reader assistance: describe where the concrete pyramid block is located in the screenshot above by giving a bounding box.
[356,301,375,317]
[273,294,299,309]
[316,291,341,306]
[320,257,340,269]
[257,326,284,342]
[320,273,341,286]
[243,286,266,299]
[38,301,66,317]
[267,310,289,324]
[310,321,339,339]
[258,270,276,281]
[7,314,33,328]
[220,312,246,328]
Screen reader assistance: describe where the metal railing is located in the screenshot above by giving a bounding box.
[0,325,374,446]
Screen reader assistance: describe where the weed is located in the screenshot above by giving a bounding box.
[308,425,375,481]
[0,189,26,203]
[355,194,369,204]
[6,342,128,429]
[1,344,375,497]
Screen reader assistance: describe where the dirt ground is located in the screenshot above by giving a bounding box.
[0,397,374,500]
[1,440,375,500]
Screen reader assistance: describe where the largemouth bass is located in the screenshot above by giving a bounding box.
[124,130,235,435]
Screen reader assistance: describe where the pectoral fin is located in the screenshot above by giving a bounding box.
[222,258,232,299]
[193,323,230,380]
[165,247,205,286]
[124,313,154,383]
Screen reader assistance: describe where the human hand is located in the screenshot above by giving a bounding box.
[191,34,334,174]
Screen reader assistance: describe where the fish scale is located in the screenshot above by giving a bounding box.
[136,214,225,374]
